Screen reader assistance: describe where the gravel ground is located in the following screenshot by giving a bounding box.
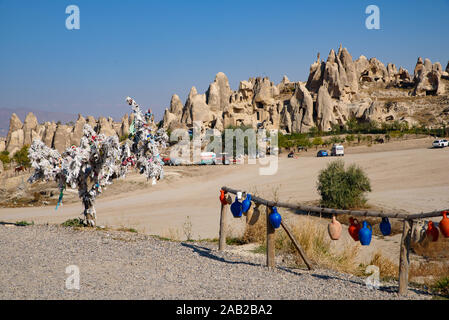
[0,224,432,300]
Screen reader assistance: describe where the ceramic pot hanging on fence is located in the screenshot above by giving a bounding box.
[379,217,391,236]
[439,211,449,238]
[348,217,361,241]
[328,216,342,240]
[411,219,427,244]
[219,190,228,206]
[359,221,373,246]
[230,196,243,218]
[426,221,439,242]
[269,207,282,229]
[242,194,252,213]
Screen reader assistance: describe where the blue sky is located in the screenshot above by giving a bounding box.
[0,0,448,121]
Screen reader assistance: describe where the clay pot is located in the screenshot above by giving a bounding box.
[439,211,449,238]
[359,221,373,246]
[268,207,282,229]
[379,217,391,236]
[411,219,426,244]
[426,221,439,242]
[328,216,342,240]
[219,190,228,205]
[242,194,252,213]
[230,196,243,218]
[348,217,361,241]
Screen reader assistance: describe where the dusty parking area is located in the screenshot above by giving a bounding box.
[0,137,448,241]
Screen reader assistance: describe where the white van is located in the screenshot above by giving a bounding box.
[331,144,344,156]
[433,139,448,148]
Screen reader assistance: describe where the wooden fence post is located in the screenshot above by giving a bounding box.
[398,219,413,296]
[266,206,276,269]
[280,220,313,270]
[218,203,227,251]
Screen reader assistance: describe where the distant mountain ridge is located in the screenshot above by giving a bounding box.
[0,108,77,137]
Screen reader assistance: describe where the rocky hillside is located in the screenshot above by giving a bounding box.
[162,45,449,133]
[1,113,133,155]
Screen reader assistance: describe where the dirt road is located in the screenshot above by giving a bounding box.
[0,138,448,240]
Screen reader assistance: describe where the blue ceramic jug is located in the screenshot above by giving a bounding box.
[379,217,391,236]
[359,221,372,246]
[230,196,243,218]
[242,194,252,213]
[269,207,282,229]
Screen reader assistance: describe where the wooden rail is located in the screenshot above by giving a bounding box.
[219,186,447,297]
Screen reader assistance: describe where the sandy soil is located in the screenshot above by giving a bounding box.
[0,137,448,245]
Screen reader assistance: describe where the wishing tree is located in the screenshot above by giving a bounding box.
[28,97,168,226]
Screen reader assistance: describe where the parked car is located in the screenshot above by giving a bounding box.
[317,150,328,157]
[162,157,172,165]
[331,144,344,156]
[199,152,217,165]
[433,139,449,148]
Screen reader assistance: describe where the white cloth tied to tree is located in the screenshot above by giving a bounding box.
[28,97,169,226]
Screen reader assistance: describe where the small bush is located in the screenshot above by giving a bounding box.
[13,145,31,168]
[317,160,372,209]
[15,221,34,226]
[61,218,85,227]
[432,276,449,297]
[0,151,10,166]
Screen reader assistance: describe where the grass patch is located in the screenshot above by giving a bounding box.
[15,220,34,226]
[237,209,360,274]
[251,244,267,254]
[226,237,247,245]
[117,227,138,233]
[367,251,398,279]
[61,218,84,228]
[431,276,449,298]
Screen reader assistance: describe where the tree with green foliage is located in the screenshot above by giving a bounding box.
[345,134,355,144]
[12,145,31,167]
[312,137,324,149]
[317,160,371,209]
[0,150,10,167]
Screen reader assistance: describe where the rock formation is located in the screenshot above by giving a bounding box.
[160,46,448,134]
[4,112,134,154]
[412,57,445,96]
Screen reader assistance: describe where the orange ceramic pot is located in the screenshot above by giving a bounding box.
[219,190,228,205]
[328,216,342,240]
[426,221,439,242]
[348,217,361,241]
[439,211,449,238]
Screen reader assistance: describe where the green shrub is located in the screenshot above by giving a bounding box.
[312,137,323,149]
[15,221,34,226]
[61,218,85,227]
[13,145,31,167]
[0,150,10,166]
[432,276,449,298]
[317,160,372,209]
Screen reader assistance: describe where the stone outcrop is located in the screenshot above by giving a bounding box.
[4,112,134,154]
[161,46,448,134]
[412,57,445,96]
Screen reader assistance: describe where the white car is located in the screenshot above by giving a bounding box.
[433,139,448,148]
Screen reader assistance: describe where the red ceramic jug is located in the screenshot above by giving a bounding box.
[348,217,361,241]
[426,221,439,242]
[439,211,449,238]
[219,190,228,205]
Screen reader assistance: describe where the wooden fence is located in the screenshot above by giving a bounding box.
[218,186,448,296]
